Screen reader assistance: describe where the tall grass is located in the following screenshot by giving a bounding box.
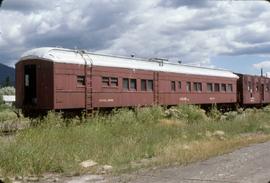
[0,105,270,177]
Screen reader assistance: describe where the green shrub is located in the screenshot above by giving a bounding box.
[208,105,222,121]
[0,86,15,105]
[1,106,270,176]
[135,106,164,124]
[263,105,270,112]
[165,105,208,124]
[223,111,238,121]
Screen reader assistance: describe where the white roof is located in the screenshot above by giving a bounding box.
[19,47,239,79]
[2,95,15,102]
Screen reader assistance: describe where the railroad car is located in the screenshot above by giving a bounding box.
[237,73,270,106]
[16,47,239,116]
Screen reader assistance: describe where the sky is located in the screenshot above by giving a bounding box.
[0,0,270,75]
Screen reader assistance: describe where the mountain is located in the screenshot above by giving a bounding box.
[0,63,15,87]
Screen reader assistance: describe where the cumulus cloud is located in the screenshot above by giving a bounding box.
[159,0,210,8]
[1,0,270,68]
[253,61,270,70]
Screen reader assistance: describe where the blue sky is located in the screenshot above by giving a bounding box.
[0,0,270,75]
[212,55,270,76]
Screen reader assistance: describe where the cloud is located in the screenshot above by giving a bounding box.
[2,0,56,12]
[159,0,210,8]
[1,0,270,68]
[253,61,270,69]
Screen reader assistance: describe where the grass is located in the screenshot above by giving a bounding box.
[0,105,29,134]
[1,105,270,177]
[0,105,18,122]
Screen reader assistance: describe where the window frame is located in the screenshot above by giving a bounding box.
[171,81,176,92]
[193,82,202,92]
[123,78,137,91]
[227,84,233,92]
[130,79,137,91]
[77,75,86,86]
[110,77,118,87]
[186,82,191,92]
[214,83,220,92]
[25,74,29,87]
[140,79,154,92]
[101,77,110,87]
[221,83,226,92]
[123,78,129,90]
[102,76,118,88]
[141,79,147,91]
[147,80,154,91]
[248,81,252,92]
[178,81,181,91]
[207,83,213,92]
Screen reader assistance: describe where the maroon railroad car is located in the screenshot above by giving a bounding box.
[16,47,239,115]
[237,73,270,106]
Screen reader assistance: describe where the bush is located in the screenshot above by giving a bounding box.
[165,105,208,124]
[0,86,15,96]
[208,105,222,121]
[0,86,15,105]
[1,105,270,176]
[263,105,270,112]
[135,106,164,124]
[223,111,238,121]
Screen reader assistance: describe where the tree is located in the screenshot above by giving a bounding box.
[0,86,15,95]
[3,76,11,87]
[0,0,3,7]
[0,86,15,105]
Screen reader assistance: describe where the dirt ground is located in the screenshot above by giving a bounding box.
[118,140,270,183]
[36,140,270,183]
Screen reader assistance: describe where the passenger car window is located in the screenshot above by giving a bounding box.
[221,84,226,92]
[110,77,118,87]
[193,82,202,92]
[102,77,110,87]
[123,78,129,90]
[77,76,85,86]
[186,82,191,92]
[141,80,147,91]
[171,81,176,91]
[227,84,233,92]
[214,83,220,92]
[207,83,213,92]
[130,79,137,90]
[147,80,153,91]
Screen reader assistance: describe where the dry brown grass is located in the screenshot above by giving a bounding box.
[1,106,270,176]
[155,134,270,166]
[159,119,186,127]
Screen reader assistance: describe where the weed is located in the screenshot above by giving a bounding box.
[0,105,270,176]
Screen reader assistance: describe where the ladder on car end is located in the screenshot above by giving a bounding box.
[78,50,93,116]
[153,72,159,105]
[85,64,93,115]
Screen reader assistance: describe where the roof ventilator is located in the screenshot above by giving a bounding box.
[149,58,168,66]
